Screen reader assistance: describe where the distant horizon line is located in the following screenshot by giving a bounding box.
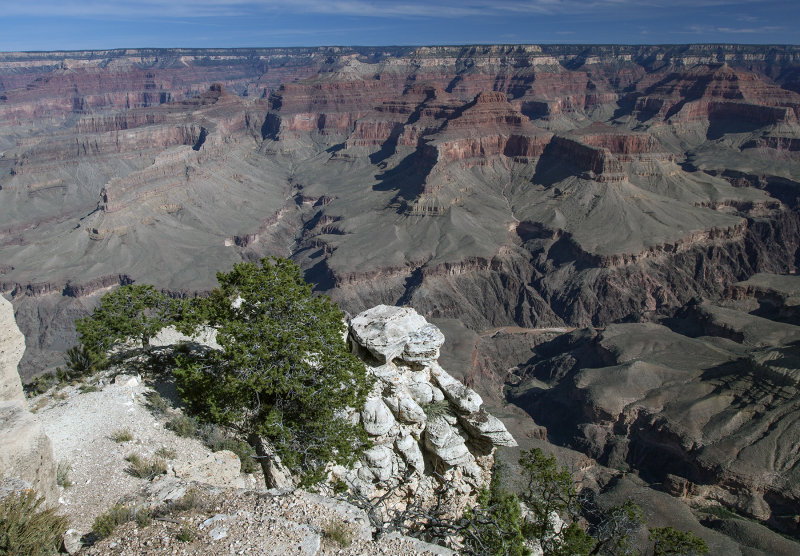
[2,42,800,56]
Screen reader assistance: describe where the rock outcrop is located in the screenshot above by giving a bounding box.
[0,403,59,505]
[0,296,25,403]
[3,46,800,379]
[344,305,516,506]
[508,276,800,537]
[172,450,245,489]
[0,295,58,505]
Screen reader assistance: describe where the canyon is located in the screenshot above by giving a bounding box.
[2,44,800,551]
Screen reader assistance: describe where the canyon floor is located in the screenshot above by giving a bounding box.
[2,44,800,551]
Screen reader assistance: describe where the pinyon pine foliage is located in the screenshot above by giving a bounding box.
[75,284,176,356]
[172,258,372,485]
[75,257,372,486]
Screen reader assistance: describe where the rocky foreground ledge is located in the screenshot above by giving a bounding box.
[0,303,515,554]
[0,295,58,506]
[342,305,516,506]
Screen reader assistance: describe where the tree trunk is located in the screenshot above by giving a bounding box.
[249,434,296,489]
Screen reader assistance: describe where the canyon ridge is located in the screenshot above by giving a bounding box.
[2,44,800,551]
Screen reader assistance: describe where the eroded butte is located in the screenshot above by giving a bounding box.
[2,44,800,545]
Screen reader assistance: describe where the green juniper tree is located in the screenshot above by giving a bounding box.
[518,448,595,555]
[75,284,176,358]
[462,463,528,556]
[172,257,372,485]
[650,526,709,556]
[73,258,371,487]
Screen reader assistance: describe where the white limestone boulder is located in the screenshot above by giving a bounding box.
[424,416,475,467]
[404,324,446,363]
[395,434,425,472]
[173,450,244,488]
[384,390,426,424]
[429,364,483,414]
[459,409,518,448]
[407,381,435,405]
[347,304,519,501]
[359,444,398,482]
[350,305,444,364]
[361,397,396,436]
[407,374,445,405]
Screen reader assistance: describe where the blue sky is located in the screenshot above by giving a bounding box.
[0,1,797,52]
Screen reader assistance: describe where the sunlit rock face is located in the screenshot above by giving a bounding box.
[0,296,25,403]
[0,295,58,506]
[343,305,515,511]
[2,46,800,378]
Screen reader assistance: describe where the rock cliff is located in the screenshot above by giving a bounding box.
[507,277,800,537]
[0,295,58,506]
[343,305,515,505]
[0,296,24,402]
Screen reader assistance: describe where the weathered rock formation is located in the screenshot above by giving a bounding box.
[0,295,25,402]
[0,295,58,505]
[507,275,800,537]
[343,305,516,504]
[2,46,800,378]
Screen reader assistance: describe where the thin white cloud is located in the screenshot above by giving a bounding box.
[716,26,783,33]
[678,23,784,35]
[0,0,773,20]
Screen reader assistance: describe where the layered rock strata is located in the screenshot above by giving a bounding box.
[3,47,800,378]
[343,305,516,503]
[0,295,58,505]
[508,276,800,536]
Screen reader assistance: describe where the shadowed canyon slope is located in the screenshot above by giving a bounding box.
[2,45,799,372]
[3,43,800,547]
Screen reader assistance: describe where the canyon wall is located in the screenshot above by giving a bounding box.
[2,43,800,547]
[0,296,58,505]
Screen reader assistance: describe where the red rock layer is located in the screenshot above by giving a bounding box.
[634,64,800,123]
[548,136,624,181]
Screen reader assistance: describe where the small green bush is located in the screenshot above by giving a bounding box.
[0,489,68,556]
[54,368,68,384]
[322,518,352,547]
[56,461,72,488]
[124,454,167,480]
[145,392,170,415]
[698,505,740,520]
[110,429,133,443]
[78,383,99,394]
[134,509,152,528]
[423,399,453,420]
[650,526,709,555]
[175,526,195,542]
[92,504,134,540]
[26,373,57,396]
[199,425,256,473]
[65,345,105,378]
[154,447,177,460]
[166,414,197,438]
[163,488,202,514]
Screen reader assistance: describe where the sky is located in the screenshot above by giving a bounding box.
[0,0,797,52]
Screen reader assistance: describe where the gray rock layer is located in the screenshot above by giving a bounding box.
[0,296,24,404]
[347,305,516,499]
[0,295,58,506]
